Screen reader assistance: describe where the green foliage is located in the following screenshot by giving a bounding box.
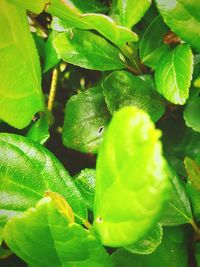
[94,107,169,247]
[1,0,200,266]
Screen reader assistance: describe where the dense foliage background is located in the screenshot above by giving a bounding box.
[0,0,200,266]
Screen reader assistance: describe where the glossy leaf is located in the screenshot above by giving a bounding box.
[26,115,50,145]
[155,44,193,105]
[184,97,200,132]
[62,86,111,154]
[0,0,44,129]
[94,106,169,247]
[140,15,170,69]
[111,226,188,267]
[160,168,193,226]
[0,133,87,227]
[53,29,126,71]
[155,0,200,51]
[125,223,163,255]
[110,0,151,28]
[75,169,96,211]
[4,196,112,267]
[103,70,165,122]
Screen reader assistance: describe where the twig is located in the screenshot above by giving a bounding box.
[47,67,59,112]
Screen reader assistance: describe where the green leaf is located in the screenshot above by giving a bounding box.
[62,86,111,154]
[8,0,49,13]
[186,182,200,222]
[46,0,138,47]
[94,106,169,247]
[26,115,50,145]
[124,223,163,255]
[67,0,109,13]
[75,169,96,211]
[184,97,200,132]
[43,31,60,73]
[155,0,200,51]
[139,15,170,69]
[103,70,165,122]
[110,0,151,29]
[184,157,200,192]
[4,196,112,267]
[0,0,44,129]
[111,226,188,267]
[155,44,193,105]
[53,29,126,71]
[0,133,87,227]
[160,168,193,226]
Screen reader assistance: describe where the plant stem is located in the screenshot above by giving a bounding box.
[47,67,59,112]
[190,219,200,239]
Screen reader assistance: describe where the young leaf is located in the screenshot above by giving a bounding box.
[160,168,193,226]
[124,223,163,255]
[139,15,170,69]
[155,0,200,51]
[94,106,169,247]
[103,70,165,122]
[155,44,193,105]
[0,133,87,227]
[62,86,111,154]
[184,97,200,132]
[4,196,113,267]
[26,115,50,145]
[0,0,44,129]
[184,157,200,192]
[110,0,151,29]
[111,226,188,267]
[75,169,96,211]
[53,29,126,71]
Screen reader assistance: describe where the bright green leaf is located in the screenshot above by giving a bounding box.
[94,106,169,247]
[155,0,200,51]
[184,97,200,132]
[53,29,126,71]
[110,0,151,28]
[125,223,163,255]
[4,196,112,267]
[8,0,49,14]
[160,168,193,226]
[0,0,44,129]
[111,226,188,267]
[0,133,87,227]
[155,44,193,105]
[139,15,170,69]
[62,86,111,154]
[26,115,50,144]
[103,70,165,122]
[75,169,96,211]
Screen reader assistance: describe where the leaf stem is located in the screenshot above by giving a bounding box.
[47,67,59,112]
[189,219,200,239]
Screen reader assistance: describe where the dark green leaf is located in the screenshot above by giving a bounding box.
[62,86,111,154]
[160,168,193,226]
[184,97,200,132]
[184,157,200,192]
[195,242,200,266]
[155,0,200,51]
[43,31,60,73]
[53,29,126,71]
[139,15,170,69]
[0,0,44,129]
[125,223,163,255]
[67,0,109,13]
[75,169,96,211]
[94,107,169,247]
[26,115,50,144]
[186,182,200,222]
[110,0,151,29]
[111,226,188,267]
[4,196,112,267]
[155,44,193,105]
[0,133,87,227]
[103,70,165,122]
